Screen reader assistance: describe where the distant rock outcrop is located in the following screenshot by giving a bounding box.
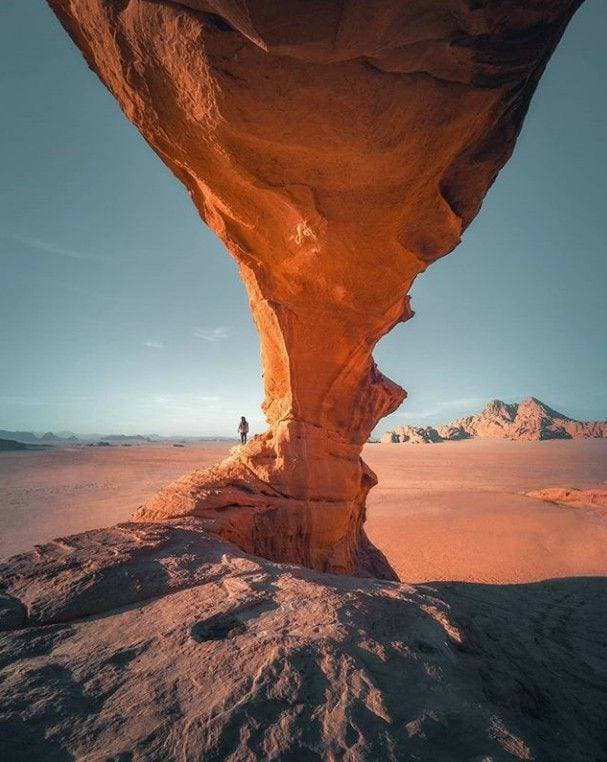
[435,424,471,441]
[104,434,152,443]
[527,486,607,510]
[0,438,50,452]
[0,430,78,445]
[0,431,40,445]
[382,398,607,443]
[381,425,442,444]
[451,397,607,441]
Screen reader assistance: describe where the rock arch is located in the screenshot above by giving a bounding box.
[48,0,582,575]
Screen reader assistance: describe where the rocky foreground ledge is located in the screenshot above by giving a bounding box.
[0,522,605,760]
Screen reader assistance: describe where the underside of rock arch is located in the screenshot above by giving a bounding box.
[47,0,582,576]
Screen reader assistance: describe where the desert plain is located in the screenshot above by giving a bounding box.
[2,438,605,585]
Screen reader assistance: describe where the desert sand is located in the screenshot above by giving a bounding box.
[0,443,230,559]
[2,441,605,759]
[365,439,607,584]
[2,439,606,585]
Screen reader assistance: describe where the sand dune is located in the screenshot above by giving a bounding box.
[365,439,607,584]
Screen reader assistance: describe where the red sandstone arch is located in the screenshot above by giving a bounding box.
[48,0,582,575]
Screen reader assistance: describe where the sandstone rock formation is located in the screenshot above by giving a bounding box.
[382,397,607,443]
[1,523,606,760]
[381,425,441,444]
[435,424,472,441]
[527,485,607,510]
[450,397,607,441]
[47,0,583,573]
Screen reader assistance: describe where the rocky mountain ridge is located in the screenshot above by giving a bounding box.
[381,398,607,443]
[0,430,235,446]
[0,438,51,452]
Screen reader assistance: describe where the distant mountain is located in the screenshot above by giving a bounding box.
[0,429,238,445]
[0,430,78,445]
[381,398,607,443]
[0,438,51,451]
[38,431,78,442]
[448,397,607,441]
[0,430,41,445]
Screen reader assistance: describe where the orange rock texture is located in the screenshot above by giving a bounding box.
[47,0,582,575]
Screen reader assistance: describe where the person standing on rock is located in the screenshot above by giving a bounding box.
[238,416,249,445]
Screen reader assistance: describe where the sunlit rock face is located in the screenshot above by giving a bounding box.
[48,0,582,575]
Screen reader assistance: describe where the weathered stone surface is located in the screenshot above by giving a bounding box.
[47,0,582,572]
[527,485,607,510]
[435,424,471,441]
[1,523,606,760]
[0,521,235,628]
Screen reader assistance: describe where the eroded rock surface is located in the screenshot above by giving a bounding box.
[1,523,606,760]
[527,485,607,510]
[47,0,582,572]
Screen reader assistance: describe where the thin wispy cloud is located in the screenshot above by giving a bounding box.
[143,340,164,349]
[50,278,123,303]
[194,326,229,342]
[0,395,92,406]
[15,234,99,262]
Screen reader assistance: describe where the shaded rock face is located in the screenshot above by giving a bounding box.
[435,424,471,441]
[47,0,581,573]
[1,523,606,760]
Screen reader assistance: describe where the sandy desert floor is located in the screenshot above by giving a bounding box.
[364,439,607,583]
[0,443,230,559]
[1,439,606,584]
[1,440,607,760]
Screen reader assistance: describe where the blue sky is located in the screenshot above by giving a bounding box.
[0,1,605,436]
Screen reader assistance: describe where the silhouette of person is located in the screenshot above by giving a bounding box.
[238,416,249,444]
